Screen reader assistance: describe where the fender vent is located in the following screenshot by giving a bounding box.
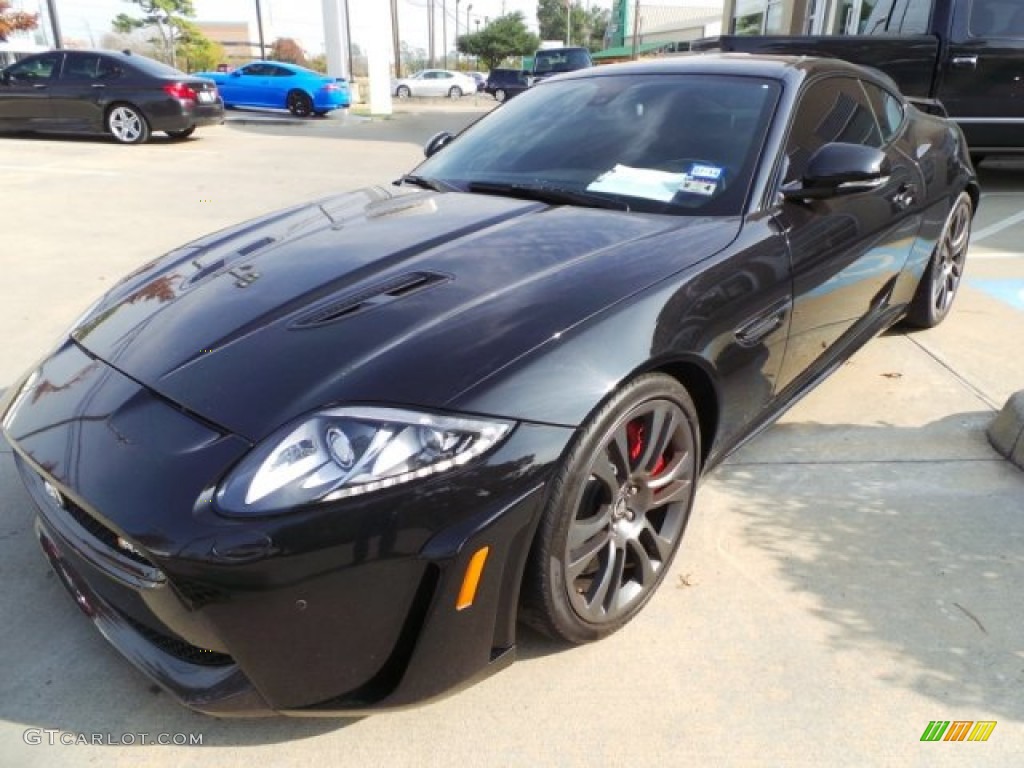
[292,271,449,328]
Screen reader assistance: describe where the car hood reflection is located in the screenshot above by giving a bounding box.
[72,188,741,441]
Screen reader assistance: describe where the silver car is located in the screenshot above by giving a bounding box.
[393,69,477,99]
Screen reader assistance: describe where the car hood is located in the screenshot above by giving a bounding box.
[72,188,739,441]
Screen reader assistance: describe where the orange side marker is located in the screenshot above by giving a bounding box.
[456,546,490,611]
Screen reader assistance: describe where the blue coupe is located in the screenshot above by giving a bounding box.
[195,60,349,117]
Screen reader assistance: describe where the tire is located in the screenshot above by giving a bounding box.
[904,191,973,329]
[396,85,411,99]
[165,126,196,140]
[106,104,150,144]
[448,86,463,99]
[494,88,507,103]
[521,373,701,644]
[286,90,313,117]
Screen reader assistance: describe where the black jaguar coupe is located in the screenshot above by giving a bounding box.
[1,54,976,715]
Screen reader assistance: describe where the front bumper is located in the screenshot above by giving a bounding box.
[1,341,570,715]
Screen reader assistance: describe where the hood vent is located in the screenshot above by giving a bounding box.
[292,271,449,328]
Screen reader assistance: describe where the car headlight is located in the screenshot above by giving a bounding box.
[215,407,514,515]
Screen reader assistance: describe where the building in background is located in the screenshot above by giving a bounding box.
[721,0,881,36]
[598,1,721,60]
[194,21,259,68]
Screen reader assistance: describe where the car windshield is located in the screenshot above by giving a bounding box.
[414,73,781,216]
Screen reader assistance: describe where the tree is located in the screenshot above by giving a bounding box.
[457,12,538,72]
[112,0,199,68]
[179,35,224,72]
[537,0,608,51]
[0,0,38,41]
[270,37,307,66]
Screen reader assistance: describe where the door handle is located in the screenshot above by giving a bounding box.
[893,183,917,210]
[951,55,978,69]
[32,83,48,90]
[91,83,106,89]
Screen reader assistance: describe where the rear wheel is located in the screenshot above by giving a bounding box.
[448,86,463,99]
[286,90,313,117]
[106,104,150,144]
[165,126,196,140]
[396,85,411,99]
[521,374,700,644]
[904,191,972,328]
[494,88,507,103]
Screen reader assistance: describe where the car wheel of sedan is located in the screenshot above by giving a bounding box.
[165,126,196,140]
[396,85,411,99]
[106,104,150,144]
[494,88,507,103]
[287,90,314,117]
[448,86,463,99]
[904,191,973,329]
[521,373,700,644]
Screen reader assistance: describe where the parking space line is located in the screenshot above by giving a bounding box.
[971,209,1024,242]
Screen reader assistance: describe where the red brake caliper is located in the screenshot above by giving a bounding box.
[627,418,668,476]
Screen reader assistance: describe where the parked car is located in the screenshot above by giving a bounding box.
[695,0,1024,159]
[1,54,977,716]
[0,49,223,144]
[484,68,529,101]
[194,60,349,117]
[393,69,478,99]
[468,71,487,91]
[530,46,593,83]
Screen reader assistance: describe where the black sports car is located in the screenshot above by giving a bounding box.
[0,55,976,715]
[0,49,223,144]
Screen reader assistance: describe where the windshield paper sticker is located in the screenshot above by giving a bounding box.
[689,164,723,181]
[587,164,689,202]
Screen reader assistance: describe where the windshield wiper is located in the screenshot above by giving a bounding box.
[466,181,630,211]
[393,174,451,192]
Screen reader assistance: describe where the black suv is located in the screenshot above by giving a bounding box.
[484,69,529,102]
[531,47,593,83]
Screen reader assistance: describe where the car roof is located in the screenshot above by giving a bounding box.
[551,52,882,88]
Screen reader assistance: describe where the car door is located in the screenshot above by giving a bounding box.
[423,71,445,97]
[267,64,297,108]
[0,51,61,128]
[939,0,1024,150]
[223,63,268,106]
[48,52,109,129]
[774,75,924,391]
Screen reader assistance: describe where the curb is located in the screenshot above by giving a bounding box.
[988,390,1024,469]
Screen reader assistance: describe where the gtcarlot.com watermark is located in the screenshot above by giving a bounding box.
[23,729,203,746]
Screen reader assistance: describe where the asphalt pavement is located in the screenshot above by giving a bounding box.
[0,116,1022,766]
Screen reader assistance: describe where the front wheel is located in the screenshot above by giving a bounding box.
[904,191,973,328]
[521,374,700,644]
[106,104,150,144]
[286,90,313,117]
[448,86,463,99]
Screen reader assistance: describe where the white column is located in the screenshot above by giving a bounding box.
[322,0,350,80]
[366,1,394,115]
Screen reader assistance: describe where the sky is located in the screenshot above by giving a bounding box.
[30,0,622,55]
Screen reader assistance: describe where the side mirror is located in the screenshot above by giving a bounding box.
[423,131,454,158]
[782,143,891,201]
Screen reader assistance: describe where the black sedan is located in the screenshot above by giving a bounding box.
[0,55,976,715]
[0,49,223,143]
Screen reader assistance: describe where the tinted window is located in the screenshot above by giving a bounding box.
[62,54,101,80]
[861,0,896,33]
[6,52,61,81]
[890,0,931,33]
[785,77,883,183]
[534,49,590,74]
[121,55,186,78]
[416,74,781,216]
[860,81,905,142]
[969,0,1024,37]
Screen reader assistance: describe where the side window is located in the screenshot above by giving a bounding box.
[890,0,931,33]
[969,0,1024,37]
[860,81,905,142]
[7,52,61,81]
[269,65,293,77]
[62,54,100,80]
[785,78,884,183]
[96,57,123,80]
[860,0,896,33]
[241,64,271,76]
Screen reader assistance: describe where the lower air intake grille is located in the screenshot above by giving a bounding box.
[119,612,234,667]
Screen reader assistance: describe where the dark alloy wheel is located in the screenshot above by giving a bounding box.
[287,90,314,117]
[522,374,700,644]
[905,191,973,328]
[106,104,150,144]
[165,126,196,140]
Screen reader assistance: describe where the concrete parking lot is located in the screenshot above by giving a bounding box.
[1,116,1023,766]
